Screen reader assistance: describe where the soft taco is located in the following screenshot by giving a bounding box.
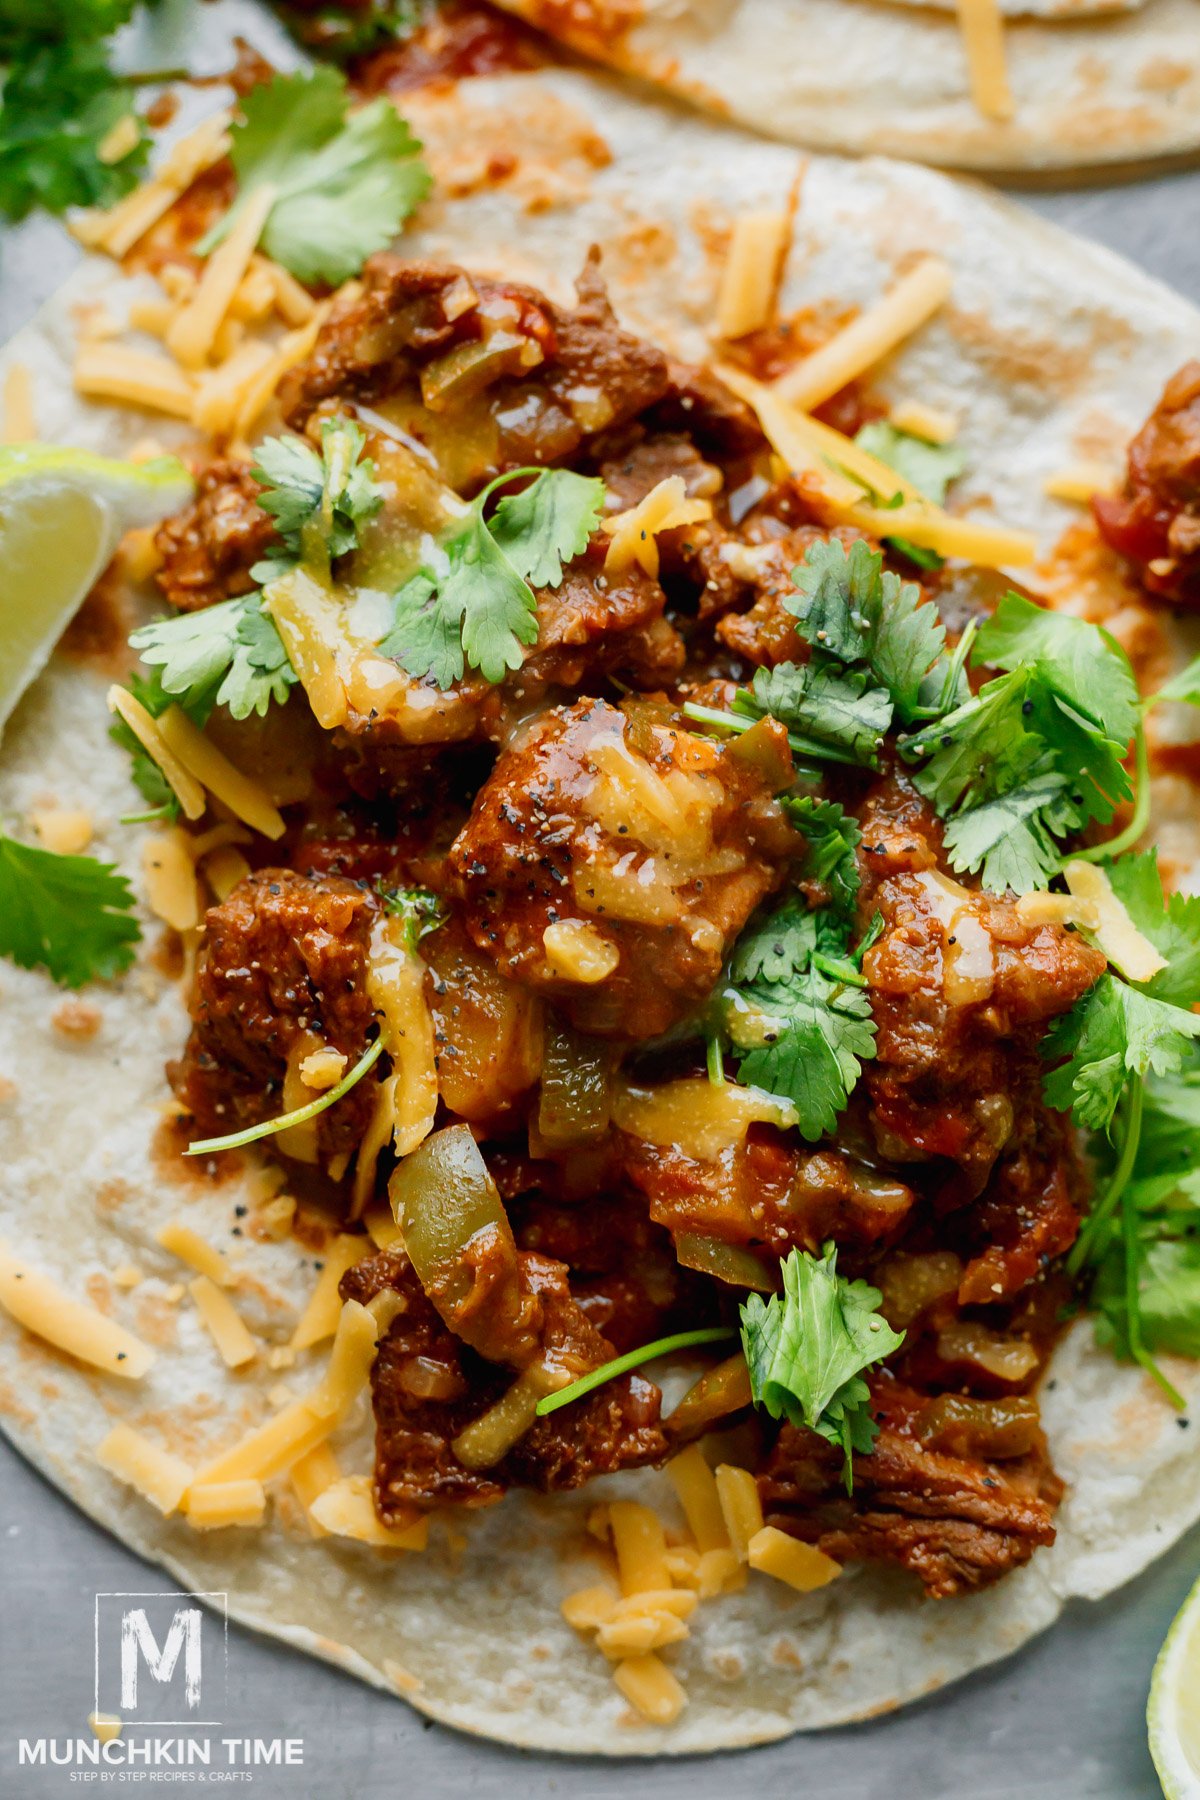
[477,0,1200,176]
[1,60,1200,1754]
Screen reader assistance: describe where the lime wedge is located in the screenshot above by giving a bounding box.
[0,444,193,736]
[1149,1571,1200,1800]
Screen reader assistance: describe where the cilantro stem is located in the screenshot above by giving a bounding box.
[1066,723,1150,867]
[680,701,865,769]
[534,1327,737,1417]
[119,805,174,826]
[184,1035,384,1156]
[910,617,978,722]
[1121,1180,1186,1409]
[1068,1078,1144,1276]
[813,951,867,989]
[706,1033,726,1087]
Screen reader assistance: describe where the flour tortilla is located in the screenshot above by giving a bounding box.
[1,69,1199,1753]
[490,0,1200,175]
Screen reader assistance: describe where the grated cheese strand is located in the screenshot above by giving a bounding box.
[774,258,952,410]
[289,1235,367,1351]
[956,0,1016,123]
[714,211,789,341]
[96,1423,194,1515]
[167,183,278,370]
[155,706,285,839]
[188,1275,258,1369]
[75,345,195,419]
[2,362,34,442]
[107,686,206,819]
[0,1241,155,1379]
[185,1478,266,1530]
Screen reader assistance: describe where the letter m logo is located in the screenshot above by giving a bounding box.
[95,1592,228,1725]
[120,1607,202,1709]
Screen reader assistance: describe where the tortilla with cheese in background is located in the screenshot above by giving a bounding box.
[482,0,1200,176]
[2,60,1200,1753]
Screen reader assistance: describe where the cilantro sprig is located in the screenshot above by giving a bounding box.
[0,832,140,986]
[716,893,878,1140]
[127,418,380,725]
[853,422,965,570]
[684,537,965,771]
[902,593,1141,894]
[740,1243,904,1491]
[380,467,606,688]
[198,66,430,288]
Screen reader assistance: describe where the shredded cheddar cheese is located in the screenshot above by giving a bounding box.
[2,361,34,442]
[889,400,959,444]
[956,0,1015,123]
[562,1584,620,1632]
[665,1445,729,1555]
[747,1526,841,1591]
[289,1235,366,1351]
[96,1423,194,1515]
[612,1654,687,1725]
[603,477,712,579]
[609,1500,672,1596]
[289,1442,342,1536]
[774,258,952,410]
[154,706,285,839]
[714,210,789,340]
[167,183,277,369]
[1062,860,1167,982]
[156,1220,232,1287]
[308,1476,428,1549]
[188,1275,257,1369]
[0,1242,155,1379]
[718,365,1036,569]
[106,687,206,820]
[141,829,201,932]
[299,1046,348,1091]
[72,113,231,258]
[30,808,93,856]
[186,1478,267,1530]
[203,842,252,902]
[75,344,196,419]
[714,1464,764,1562]
[542,918,619,984]
[366,915,438,1158]
[1044,461,1118,503]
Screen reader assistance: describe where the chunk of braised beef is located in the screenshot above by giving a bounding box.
[281,249,670,483]
[169,869,380,1157]
[447,697,795,1039]
[1094,362,1200,606]
[856,771,1106,1198]
[716,523,870,666]
[153,459,275,612]
[341,1246,666,1521]
[618,1127,916,1263]
[758,1373,1060,1597]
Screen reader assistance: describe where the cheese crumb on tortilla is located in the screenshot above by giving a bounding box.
[612,1653,687,1725]
[561,1584,620,1632]
[889,400,959,444]
[773,257,952,410]
[30,807,93,856]
[96,1423,194,1515]
[308,1476,429,1549]
[289,1441,342,1537]
[141,830,201,933]
[188,1275,258,1369]
[747,1525,842,1591]
[185,1478,267,1530]
[156,1220,233,1287]
[0,1243,155,1378]
[1044,461,1119,503]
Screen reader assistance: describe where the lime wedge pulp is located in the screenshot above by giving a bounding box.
[0,444,193,736]
[1149,1571,1200,1800]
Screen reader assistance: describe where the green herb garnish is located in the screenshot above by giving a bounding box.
[0,832,139,986]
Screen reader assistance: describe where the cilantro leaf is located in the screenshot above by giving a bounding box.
[1152,653,1200,710]
[0,833,139,986]
[199,67,431,288]
[740,1243,904,1491]
[130,594,297,722]
[251,416,383,573]
[1101,851,1200,1008]
[723,897,877,1140]
[381,468,606,689]
[489,469,605,588]
[271,0,429,62]
[740,660,891,768]
[1042,973,1200,1134]
[789,537,955,726]
[0,37,148,222]
[381,882,447,952]
[784,795,861,915]
[941,759,1080,895]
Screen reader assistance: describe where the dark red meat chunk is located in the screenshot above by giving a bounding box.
[1094,361,1200,605]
